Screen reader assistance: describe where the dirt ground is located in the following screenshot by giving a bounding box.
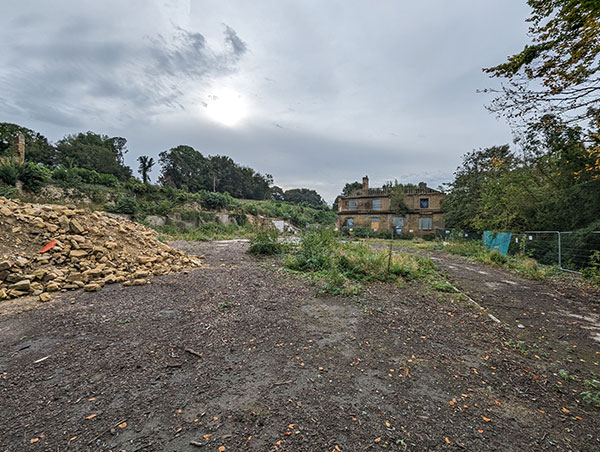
[1,241,599,451]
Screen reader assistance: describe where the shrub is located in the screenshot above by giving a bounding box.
[489,250,508,265]
[0,163,20,185]
[352,227,370,238]
[19,162,49,193]
[200,191,232,210]
[72,167,99,184]
[582,250,600,286]
[248,228,283,256]
[98,173,118,187]
[109,197,138,214]
[286,227,338,271]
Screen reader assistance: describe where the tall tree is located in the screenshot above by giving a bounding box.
[55,132,132,180]
[484,0,600,125]
[283,188,325,206]
[159,145,210,192]
[341,181,363,196]
[137,155,155,184]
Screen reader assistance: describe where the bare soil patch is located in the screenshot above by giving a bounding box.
[1,241,598,451]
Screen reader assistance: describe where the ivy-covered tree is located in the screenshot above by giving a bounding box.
[0,122,56,166]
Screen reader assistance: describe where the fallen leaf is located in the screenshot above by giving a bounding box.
[482,416,491,422]
[284,431,292,436]
[203,434,212,439]
[445,437,451,444]
[218,447,226,452]
[117,422,127,429]
[288,424,295,429]
[385,421,391,428]
[561,407,570,413]
[478,429,484,434]
[88,397,96,401]
[85,414,97,420]
[374,437,382,443]
[30,438,39,444]
[69,436,78,441]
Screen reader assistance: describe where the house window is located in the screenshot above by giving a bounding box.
[420,198,429,208]
[371,217,379,231]
[418,217,433,230]
[372,199,381,210]
[349,199,357,210]
[345,218,354,227]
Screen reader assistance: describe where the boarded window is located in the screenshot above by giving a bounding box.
[418,217,433,230]
[420,198,429,208]
[349,199,357,210]
[372,199,381,210]
[371,217,379,231]
[345,218,354,227]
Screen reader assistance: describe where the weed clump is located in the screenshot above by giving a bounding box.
[248,228,284,256]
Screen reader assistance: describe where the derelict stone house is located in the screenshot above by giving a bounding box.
[335,176,445,235]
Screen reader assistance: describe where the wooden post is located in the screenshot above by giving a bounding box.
[387,226,394,273]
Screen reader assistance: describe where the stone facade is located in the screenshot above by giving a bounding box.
[336,176,445,236]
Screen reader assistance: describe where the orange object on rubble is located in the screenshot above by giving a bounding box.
[38,240,57,253]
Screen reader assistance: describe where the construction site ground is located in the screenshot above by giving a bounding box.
[1,240,599,451]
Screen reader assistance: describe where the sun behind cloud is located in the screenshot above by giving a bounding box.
[204,87,248,127]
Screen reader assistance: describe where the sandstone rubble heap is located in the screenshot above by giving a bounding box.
[0,197,202,301]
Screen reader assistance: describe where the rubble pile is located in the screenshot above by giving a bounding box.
[0,197,202,301]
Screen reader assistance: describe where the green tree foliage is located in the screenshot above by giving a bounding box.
[0,122,56,166]
[283,188,326,206]
[55,132,132,181]
[444,118,600,232]
[341,181,362,196]
[270,185,285,201]
[389,184,410,215]
[484,0,600,124]
[137,155,155,184]
[158,145,272,200]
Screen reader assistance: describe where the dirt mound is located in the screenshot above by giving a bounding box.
[0,197,202,301]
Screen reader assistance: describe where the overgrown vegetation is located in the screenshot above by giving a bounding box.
[248,228,286,256]
[282,228,448,296]
[429,240,557,280]
[431,240,558,280]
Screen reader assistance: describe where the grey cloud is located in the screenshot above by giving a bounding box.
[0,17,247,127]
[223,24,247,56]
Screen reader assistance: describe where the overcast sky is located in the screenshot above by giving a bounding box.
[0,0,531,202]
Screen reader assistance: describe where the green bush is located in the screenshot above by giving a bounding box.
[72,167,99,184]
[489,250,508,265]
[286,227,338,271]
[200,191,232,210]
[0,163,20,185]
[352,226,370,238]
[582,250,600,286]
[19,162,49,193]
[98,173,118,187]
[248,228,283,256]
[109,197,138,214]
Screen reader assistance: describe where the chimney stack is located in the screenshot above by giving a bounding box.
[362,175,369,193]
